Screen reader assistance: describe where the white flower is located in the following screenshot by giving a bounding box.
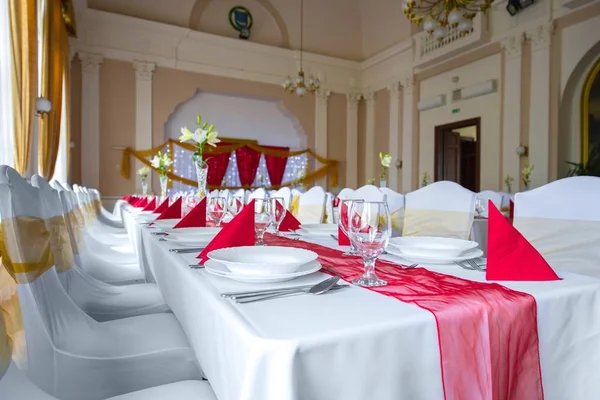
[150,156,161,169]
[380,152,392,168]
[179,116,220,149]
[138,166,150,176]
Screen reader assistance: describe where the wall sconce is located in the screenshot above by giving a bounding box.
[35,97,51,115]
[516,145,528,157]
[395,159,402,169]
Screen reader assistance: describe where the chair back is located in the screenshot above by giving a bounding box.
[403,181,476,239]
[271,187,292,209]
[297,186,326,224]
[248,188,267,201]
[336,188,356,200]
[380,188,405,236]
[514,176,600,277]
[354,185,386,202]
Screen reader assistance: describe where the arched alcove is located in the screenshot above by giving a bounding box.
[558,40,600,177]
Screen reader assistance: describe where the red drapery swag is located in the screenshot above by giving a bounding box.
[235,146,262,187]
[263,145,289,187]
[203,143,231,186]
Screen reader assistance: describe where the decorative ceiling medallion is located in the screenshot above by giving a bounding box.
[229,6,253,40]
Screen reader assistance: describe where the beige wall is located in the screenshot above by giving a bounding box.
[99,59,136,196]
[359,0,412,58]
[70,59,82,185]
[327,93,347,188]
[374,89,390,181]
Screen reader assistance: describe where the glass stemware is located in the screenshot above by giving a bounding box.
[228,195,245,218]
[348,201,391,287]
[475,198,487,218]
[207,196,228,227]
[269,197,287,234]
[254,198,272,246]
[339,199,363,256]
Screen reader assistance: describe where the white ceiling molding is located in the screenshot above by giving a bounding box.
[460,79,498,100]
[417,94,446,111]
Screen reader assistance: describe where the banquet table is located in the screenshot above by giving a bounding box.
[124,207,600,400]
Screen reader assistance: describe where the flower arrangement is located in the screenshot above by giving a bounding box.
[150,151,172,176]
[179,115,220,167]
[521,164,534,190]
[504,174,514,193]
[421,172,431,187]
[379,152,392,180]
[367,177,376,185]
[138,166,150,179]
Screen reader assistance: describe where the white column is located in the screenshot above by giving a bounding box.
[79,52,103,189]
[401,77,415,192]
[133,61,156,192]
[527,23,553,187]
[365,92,376,183]
[387,82,401,190]
[314,89,330,187]
[500,33,525,191]
[345,93,361,188]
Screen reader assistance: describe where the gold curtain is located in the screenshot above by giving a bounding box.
[38,0,65,180]
[62,29,71,180]
[8,0,37,175]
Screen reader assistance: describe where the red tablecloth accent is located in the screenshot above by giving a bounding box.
[264,234,544,400]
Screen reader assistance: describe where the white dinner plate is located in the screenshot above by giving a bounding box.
[385,246,484,265]
[164,236,212,247]
[163,227,222,236]
[208,246,318,276]
[204,259,322,283]
[152,219,181,230]
[387,236,478,258]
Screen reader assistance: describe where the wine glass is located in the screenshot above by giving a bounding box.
[228,195,245,218]
[269,197,287,234]
[207,197,228,227]
[475,198,487,218]
[339,199,363,256]
[348,201,391,287]
[254,198,272,245]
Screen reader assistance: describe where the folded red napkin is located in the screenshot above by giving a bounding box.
[338,202,351,245]
[333,197,340,208]
[486,201,560,281]
[174,198,206,228]
[197,200,256,263]
[154,198,170,214]
[338,226,350,246]
[141,198,156,212]
[155,197,182,220]
[279,210,301,232]
[123,195,131,201]
[136,198,148,208]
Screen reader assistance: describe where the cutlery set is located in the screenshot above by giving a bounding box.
[221,277,343,304]
[454,259,486,271]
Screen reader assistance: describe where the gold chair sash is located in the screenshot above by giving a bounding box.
[0,304,11,378]
[297,204,324,224]
[402,208,473,240]
[290,195,300,217]
[390,208,405,233]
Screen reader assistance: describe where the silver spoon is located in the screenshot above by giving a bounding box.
[235,276,340,304]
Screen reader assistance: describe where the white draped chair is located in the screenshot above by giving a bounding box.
[336,188,356,200]
[271,187,292,209]
[296,186,326,224]
[85,188,124,228]
[31,175,170,321]
[248,187,267,201]
[323,192,335,223]
[403,181,476,240]
[0,167,204,400]
[476,190,502,217]
[380,188,405,237]
[53,183,145,285]
[0,312,216,400]
[514,176,600,278]
[498,191,514,211]
[355,185,386,202]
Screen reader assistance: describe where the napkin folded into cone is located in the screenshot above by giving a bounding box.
[141,198,156,212]
[174,198,206,228]
[155,198,182,220]
[197,200,256,263]
[154,198,169,214]
[486,201,560,281]
[277,199,301,232]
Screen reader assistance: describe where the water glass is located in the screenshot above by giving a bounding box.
[229,195,245,218]
[207,197,228,227]
[254,198,272,245]
[339,199,363,256]
[348,201,391,287]
[269,197,287,234]
[475,198,487,218]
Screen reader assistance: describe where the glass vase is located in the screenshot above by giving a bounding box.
[379,179,387,188]
[194,160,208,198]
[141,178,148,196]
[159,174,168,197]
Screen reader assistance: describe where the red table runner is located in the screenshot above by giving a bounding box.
[264,234,544,400]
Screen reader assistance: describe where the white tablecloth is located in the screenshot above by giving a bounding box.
[125,208,600,400]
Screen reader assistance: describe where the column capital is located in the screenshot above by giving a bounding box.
[79,52,103,74]
[133,61,156,81]
[364,91,376,104]
[346,92,362,107]
[315,89,331,100]
[387,82,402,98]
[402,76,415,93]
[500,32,525,59]
[527,22,554,52]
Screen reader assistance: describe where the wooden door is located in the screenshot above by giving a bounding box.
[435,130,461,182]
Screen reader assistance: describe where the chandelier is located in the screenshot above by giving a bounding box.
[282,0,320,96]
[403,0,494,41]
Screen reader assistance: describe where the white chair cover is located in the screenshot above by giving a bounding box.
[354,185,386,202]
[336,188,356,200]
[297,186,326,224]
[271,187,292,209]
[248,188,267,201]
[0,313,216,400]
[403,181,476,239]
[31,176,170,321]
[497,191,514,210]
[476,190,502,217]
[0,168,202,400]
[323,193,335,224]
[514,176,600,278]
[380,188,405,236]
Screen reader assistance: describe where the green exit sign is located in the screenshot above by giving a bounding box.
[452,108,460,114]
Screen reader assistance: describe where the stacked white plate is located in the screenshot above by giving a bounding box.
[163,227,222,247]
[386,236,483,264]
[297,224,337,237]
[152,219,181,230]
[205,246,321,283]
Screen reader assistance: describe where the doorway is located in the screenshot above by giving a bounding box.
[434,118,480,192]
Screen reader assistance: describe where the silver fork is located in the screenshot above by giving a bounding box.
[455,259,485,272]
[402,263,419,269]
[465,258,486,271]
